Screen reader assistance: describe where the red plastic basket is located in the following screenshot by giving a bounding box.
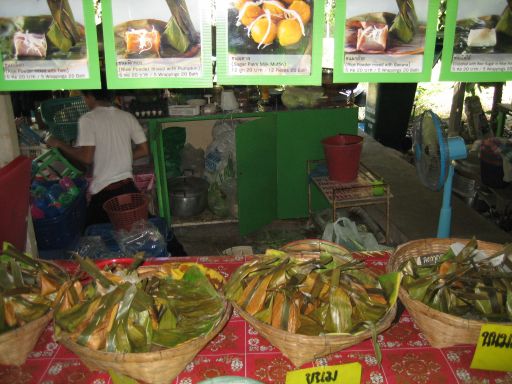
[102,193,148,232]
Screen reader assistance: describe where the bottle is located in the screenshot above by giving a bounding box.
[257,86,272,112]
[47,184,64,212]
[58,192,75,208]
[31,203,45,220]
[60,177,80,198]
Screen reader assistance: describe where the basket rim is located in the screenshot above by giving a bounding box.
[232,301,397,342]
[280,238,351,255]
[388,237,512,326]
[0,310,53,342]
[57,301,232,359]
[397,286,512,327]
[103,193,148,210]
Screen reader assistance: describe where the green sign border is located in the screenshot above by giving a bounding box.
[102,0,213,89]
[0,0,100,91]
[333,0,440,83]
[440,0,512,82]
[216,0,325,86]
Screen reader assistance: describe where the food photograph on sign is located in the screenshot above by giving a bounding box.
[453,0,512,55]
[344,0,428,56]
[228,0,313,56]
[0,0,87,62]
[111,0,201,60]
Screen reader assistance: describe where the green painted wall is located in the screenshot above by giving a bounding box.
[276,108,358,219]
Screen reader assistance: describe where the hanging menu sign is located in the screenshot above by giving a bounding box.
[216,0,325,85]
[333,0,439,83]
[0,0,100,91]
[440,0,512,81]
[102,0,212,88]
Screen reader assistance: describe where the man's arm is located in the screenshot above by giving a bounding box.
[133,141,149,160]
[46,137,95,166]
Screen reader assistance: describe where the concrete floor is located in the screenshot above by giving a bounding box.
[360,133,512,244]
[172,133,512,256]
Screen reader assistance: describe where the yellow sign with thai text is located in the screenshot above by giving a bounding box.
[470,324,512,372]
[286,362,362,384]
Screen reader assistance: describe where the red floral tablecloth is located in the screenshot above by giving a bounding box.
[1,253,511,384]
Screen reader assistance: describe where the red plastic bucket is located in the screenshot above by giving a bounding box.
[321,134,363,182]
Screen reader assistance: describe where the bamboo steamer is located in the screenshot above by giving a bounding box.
[58,303,232,384]
[387,238,512,348]
[0,311,53,366]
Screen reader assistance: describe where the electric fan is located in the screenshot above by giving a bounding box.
[414,110,468,238]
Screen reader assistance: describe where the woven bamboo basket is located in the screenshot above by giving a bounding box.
[232,246,397,367]
[234,302,396,367]
[387,237,512,348]
[280,238,350,255]
[0,310,53,366]
[58,303,231,384]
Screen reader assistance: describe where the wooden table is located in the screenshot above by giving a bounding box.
[1,253,510,384]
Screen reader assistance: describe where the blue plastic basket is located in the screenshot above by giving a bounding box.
[34,179,88,250]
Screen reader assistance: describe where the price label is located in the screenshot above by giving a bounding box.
[470,324,512,372]
[286,362,361,384]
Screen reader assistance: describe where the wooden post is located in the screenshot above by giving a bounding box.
[490,82,504,134]
[448,82,466,136]
[0,93,38,256]
[0,93,20,165]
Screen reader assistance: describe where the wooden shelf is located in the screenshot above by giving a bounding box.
[307,160,392,242]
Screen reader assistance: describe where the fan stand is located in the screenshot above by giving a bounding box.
[437,137,467,238]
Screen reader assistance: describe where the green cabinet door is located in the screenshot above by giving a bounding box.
[276,108,359,219]
[237,115,278,235]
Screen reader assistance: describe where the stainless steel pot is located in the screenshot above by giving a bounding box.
[168,176,209,217]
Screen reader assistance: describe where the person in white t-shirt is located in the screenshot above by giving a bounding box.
[46,85,149,225]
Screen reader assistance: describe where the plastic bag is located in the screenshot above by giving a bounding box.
[207,155,237,217]
[115,220,167,257]
[281,86,324,109]
[73,236,123,259]
[163,127,186,178]
[208,171,237,218]
[204,119,237,179]
[322,217,389,251]
[181,143,205,177]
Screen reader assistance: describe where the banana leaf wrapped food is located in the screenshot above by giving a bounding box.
[400,238,512,322]
[389,0,419,44]
[0,242,69,366]
[46,0,82,52]
[225,249,401,364]
[0,242,68,334]
[497,0,512,38]
[54,255,228,353]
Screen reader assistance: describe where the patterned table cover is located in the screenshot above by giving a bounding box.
[1,253,511,384]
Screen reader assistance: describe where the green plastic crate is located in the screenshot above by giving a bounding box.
[40,97,89,143]
[32,148,82,180]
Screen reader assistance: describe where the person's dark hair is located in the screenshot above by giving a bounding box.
[82,71,111,101]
